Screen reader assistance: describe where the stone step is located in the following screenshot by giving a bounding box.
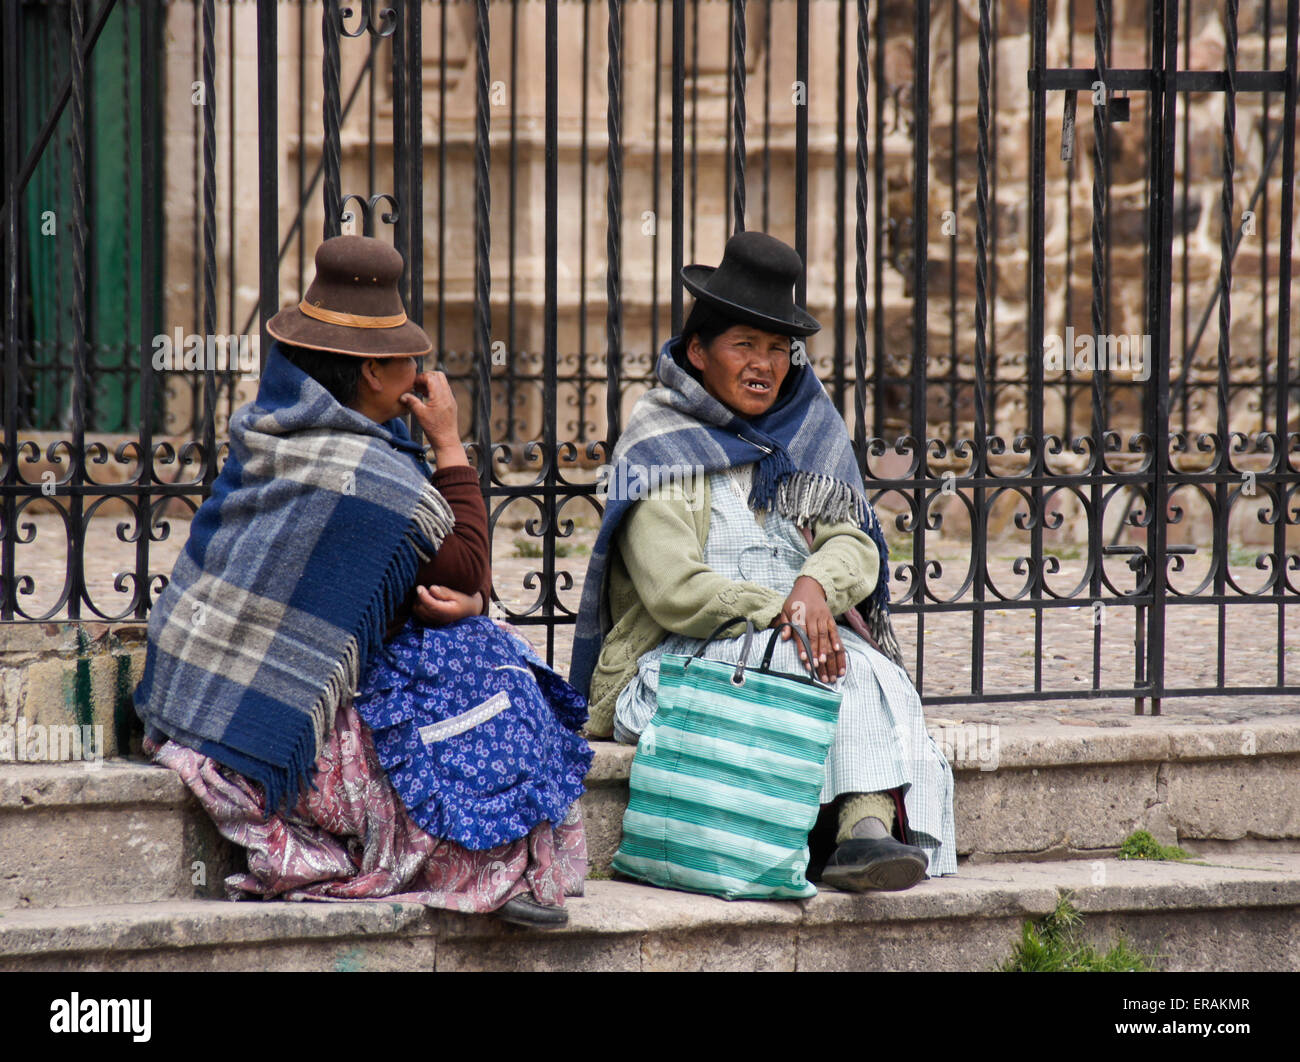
[5,716,1300,909]
[0,761,239,909]
[1,854,1297,971]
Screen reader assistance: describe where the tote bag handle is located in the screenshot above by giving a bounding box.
[687,616,757,686]
[685,616,830,690]
[759,619,818,675]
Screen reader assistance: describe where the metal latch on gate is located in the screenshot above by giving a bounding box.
[1061,90,1078,160]
[1062,82,1130,161]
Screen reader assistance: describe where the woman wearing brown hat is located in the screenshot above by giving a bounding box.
[135,236,591,929]
[571,231,956,894]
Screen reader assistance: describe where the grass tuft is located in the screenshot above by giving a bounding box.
[1001,893,1157,972]
[1117,829,1190,862]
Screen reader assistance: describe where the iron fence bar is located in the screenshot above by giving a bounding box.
[0,0,118,233]
[3,0,21,619]
[1178,0,1190,435]
[1276,0,1300,687]
[579,0,591,441]
[1090,0,1110,691]
[724,0,733,237]
[257,0,277,368]
[760,0,771,232]
[971,0,992,697]
[69,0,89,620]
[122,0,135,438]
[543,0,559,662]
[201,0,217,488]
[435,0,446,359]
[393,0,409,300]
[136,0,161,616]
[871,0,883,440]
[1215,0,1239,689]
[1260,0,1272,456]
[506,0,518,438]
[793,0,807,293]
[650,0,661,354]
[910,0,931,689]
[1028,0,1047,695]
[297,0,306,293]
[228,0,237,346]
[322,0,342,238]
[688,0,697,265]
[949,0,959,444]
[988,0,999,436]
[52,6,66,440]
[191,2,200,433]
[670,0,684,334]
[832,0,846,413]
[730,0,746,234]
[851,0,867,465]
[1144,0,1181,714]
[408,0,422,328]
[605,0,624,447]
[472,0,491,498]
[436,0,446,361]
[367,8,377,208]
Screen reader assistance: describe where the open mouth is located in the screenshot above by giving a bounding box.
[742,380,772,394]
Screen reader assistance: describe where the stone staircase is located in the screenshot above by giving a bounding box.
[3,716,1300,971]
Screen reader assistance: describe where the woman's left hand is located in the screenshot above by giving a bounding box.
[774,575,845,683]
[413,585,483,626]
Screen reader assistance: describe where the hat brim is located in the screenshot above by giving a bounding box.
[266,305,433,358]
[681,264,822,337]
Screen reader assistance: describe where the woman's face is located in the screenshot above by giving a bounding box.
[356,356,418,422]
[686,324,792,417]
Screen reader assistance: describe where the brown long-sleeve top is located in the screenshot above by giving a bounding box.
[386,463,492,637]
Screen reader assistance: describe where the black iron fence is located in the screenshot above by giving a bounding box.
[2,0,1298,714]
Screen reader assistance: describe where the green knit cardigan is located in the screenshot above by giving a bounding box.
[584,474,882,738]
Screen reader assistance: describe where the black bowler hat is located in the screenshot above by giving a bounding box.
[681,231,821,337]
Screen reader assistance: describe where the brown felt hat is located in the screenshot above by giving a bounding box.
[266,235,433,358]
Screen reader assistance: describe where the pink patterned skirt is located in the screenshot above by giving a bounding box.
[147,701,587,913]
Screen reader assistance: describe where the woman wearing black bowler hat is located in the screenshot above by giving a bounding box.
[571,231,956,891]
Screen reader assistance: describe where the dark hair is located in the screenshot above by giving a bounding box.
[681,299,735,352]
[276,342,366,406]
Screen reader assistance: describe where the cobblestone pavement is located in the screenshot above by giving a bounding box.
[13,512,1300,728]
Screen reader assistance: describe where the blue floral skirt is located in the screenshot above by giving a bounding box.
[353,616,593,851]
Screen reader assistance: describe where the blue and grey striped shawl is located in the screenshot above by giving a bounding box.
[134,345,454,813]
[569,337,902,699]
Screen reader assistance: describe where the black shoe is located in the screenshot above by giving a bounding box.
[496,894,570,929]
[821,836,928,893]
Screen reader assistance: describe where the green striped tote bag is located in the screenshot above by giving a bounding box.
[612,617,842,900]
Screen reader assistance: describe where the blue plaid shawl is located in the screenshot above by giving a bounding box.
[569,336,902,698]
[134,344,455,813]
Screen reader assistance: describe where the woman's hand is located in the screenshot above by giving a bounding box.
[401,371,457,443]
[401,371,466,467]
[772,575,845,682]
[412,584,483,626]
